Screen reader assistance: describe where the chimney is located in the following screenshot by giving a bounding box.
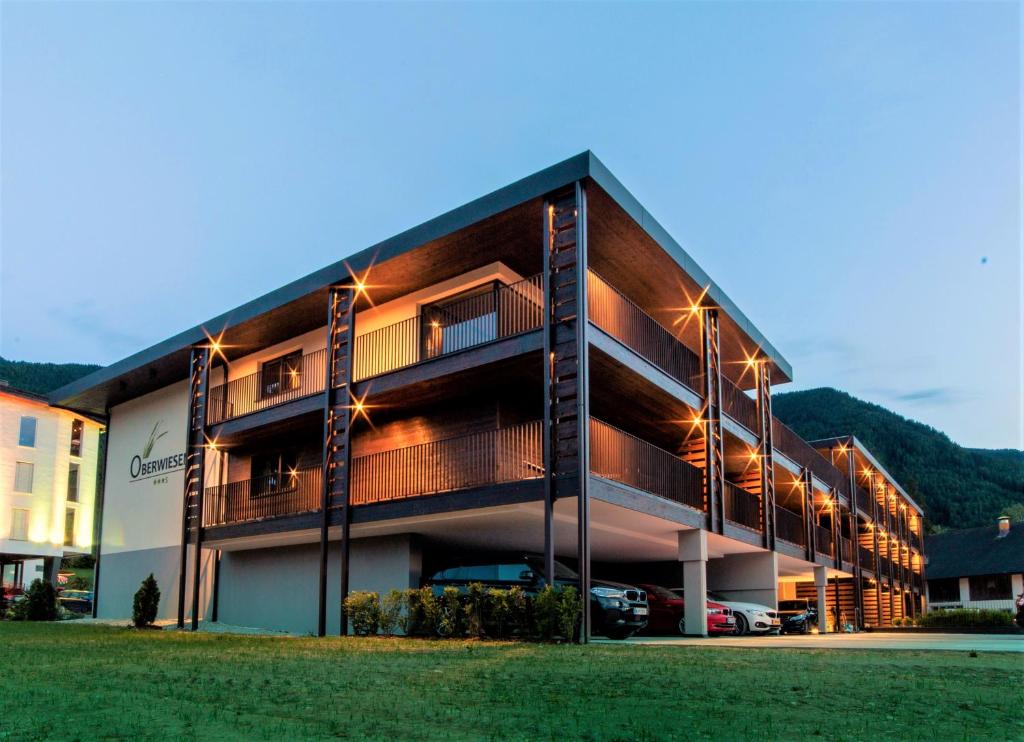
[997,516,1010,538]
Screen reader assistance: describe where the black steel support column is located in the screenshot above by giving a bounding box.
[755,363,775,550]
[546,182,589,642]
[844,446,863,629]
[317,284,356,637]
[541,198,555,587]
[211,550,221,623]
[830,488,841,570]
[91,424,110,619]
[701,309,725,534]
[178,345,210,630]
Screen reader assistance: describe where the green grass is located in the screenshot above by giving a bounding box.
[0,624,1020,741]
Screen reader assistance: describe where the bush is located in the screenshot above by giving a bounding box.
[132,574,160,628]
[464,582,487,638]
[557,586,582,641]
[437,586,464,637]
[486,588,512,639]
[532,585,559,641]
[17,579,58,622]
[65,574,89,590]
[379,590,404,636]
[917,608,1014,628]
[344,591,381,635]
[399,587,438,637]
[507,586,527,637]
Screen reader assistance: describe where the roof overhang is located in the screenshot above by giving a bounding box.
[50,151,792,416]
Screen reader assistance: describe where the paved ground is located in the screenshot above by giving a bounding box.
[606,631,1024,652]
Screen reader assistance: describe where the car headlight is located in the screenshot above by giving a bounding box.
[591,587,627,600]
[707,608,722,615]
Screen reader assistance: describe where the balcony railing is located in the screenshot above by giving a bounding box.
[855,486,873,514]
[720,382,759,432]
[587,271,703,394]
[771,418,850,497]
[724,482,761,531]
[203,466,322,527]
[589,418,704,511]
[207,348,327,425]
[353,274,543,381]
[775,506,805,546]
[859,544,875,571]
[841,536,854,564]
[815,525,834,558]
[350,421,543,505]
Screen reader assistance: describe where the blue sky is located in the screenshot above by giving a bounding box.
[1,2,1019,449]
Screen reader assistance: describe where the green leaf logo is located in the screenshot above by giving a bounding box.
[142,420,168,459]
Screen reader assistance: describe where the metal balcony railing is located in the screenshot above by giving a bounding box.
[589,418,704,511]
[587,271,703,394]
[203,466,322,527]
[775,506,805,546]
[841,536,854,563]
[859,545,875,571]
[855,486,873,514]
[771,418,850,497]
[207,348,327,425]
[350,421,543,505]
[724,482,761,531]
[815,525,834,558]
[352,274,543,381]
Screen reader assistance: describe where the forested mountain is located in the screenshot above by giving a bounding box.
[0,357,101,395]
[773,388,1023,531]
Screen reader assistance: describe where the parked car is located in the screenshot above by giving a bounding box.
[57,589,93,614]
[425,554,648,639]
[650,586,735,635]
[705,591,780,635]
[778,599,818,634]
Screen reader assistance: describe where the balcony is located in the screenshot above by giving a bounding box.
[203,467,322,527]
[589,418,704,511]
[353,274,543,381]
[855,486,873,514]
[772,418,849,496]
[350,421,543,505]
[207,348,327,425]
[815,525,834,558]
[840,536,853,564]
[859,544,874,571]
[775,506,805,546]
[724,482,761,531]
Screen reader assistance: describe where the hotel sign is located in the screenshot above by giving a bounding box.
[129,420,186,484]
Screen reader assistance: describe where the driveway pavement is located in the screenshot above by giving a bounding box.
[601,631,1023,652]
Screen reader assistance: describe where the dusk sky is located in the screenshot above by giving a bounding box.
[1,2,1019,449]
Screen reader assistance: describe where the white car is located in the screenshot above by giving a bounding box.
[707,591,780,635]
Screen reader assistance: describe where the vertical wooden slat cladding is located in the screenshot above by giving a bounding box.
[177,345,209,630]
[796,579,857,630]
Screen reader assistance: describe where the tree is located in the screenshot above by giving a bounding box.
[132,574,160,628]
[23,579,57,621]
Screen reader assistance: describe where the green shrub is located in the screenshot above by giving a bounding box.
[437,586,464,637]
[464,582,487,638]
[379,590,404,636]
[344,591,381,636]
[400,587,438,637]
[487,588,511,639]
[508,586,528,637]
[65,574,89,590]
[917,608,1014,628]
[557,586,582,641]
[532,585,559,640]
[132,574,160,628]
[15,579,58,622]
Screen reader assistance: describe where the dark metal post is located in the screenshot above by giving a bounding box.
[575,181,591,643]
[701,309,725,534]
[317,289,338,637]
[338,291,357,636]
[211,550,221,623]
[178,345,210,629]
[802,468,815,562]
[541,199,555,586]
[755,363,775,550]
[189,350,211,632]
[91,424,110,618]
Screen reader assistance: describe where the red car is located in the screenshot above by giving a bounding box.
[639,584,735,635]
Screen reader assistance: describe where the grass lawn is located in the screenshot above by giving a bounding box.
[0,624,1020,741]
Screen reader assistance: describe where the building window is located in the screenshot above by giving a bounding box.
[67,463,80,503]
[421,282,499,359]
[70,419,84,457]
[18,417,36,447]
[968,573,1012,601]
[10,508,29,541]
[927,577,959,603]
[259,351,303,399]
[251,451,299,496]
[64,507,76,547]
[14,462,34,493]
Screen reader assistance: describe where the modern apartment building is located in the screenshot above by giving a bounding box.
[1,384,103,590]
[51,152,925,636]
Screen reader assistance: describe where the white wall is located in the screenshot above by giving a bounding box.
[0,391,102,560]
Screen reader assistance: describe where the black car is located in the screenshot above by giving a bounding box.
[778,599,818,634]
[425,554,648,639]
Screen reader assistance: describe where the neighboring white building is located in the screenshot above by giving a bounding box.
[0,383,104,591]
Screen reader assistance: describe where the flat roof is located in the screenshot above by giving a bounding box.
[50,151,793,414]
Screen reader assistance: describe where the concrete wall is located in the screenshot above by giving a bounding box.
[706,552,778,608]
[97,544,214,622]
[216,534,422,635]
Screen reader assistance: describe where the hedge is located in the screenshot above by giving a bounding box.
[916,608,1015,628]
[343,584,582,641]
